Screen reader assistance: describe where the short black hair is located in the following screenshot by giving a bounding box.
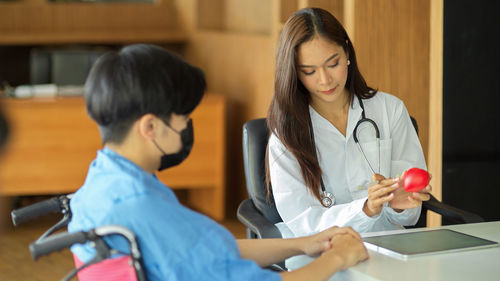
[84,44,206,144]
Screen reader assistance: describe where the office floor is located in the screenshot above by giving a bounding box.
[0,210,246,281]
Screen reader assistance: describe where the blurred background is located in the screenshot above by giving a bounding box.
[0,0,498,279]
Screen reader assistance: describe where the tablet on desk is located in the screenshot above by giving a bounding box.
[363,229,499,260]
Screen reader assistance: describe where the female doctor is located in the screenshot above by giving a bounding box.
[266,8,432,269]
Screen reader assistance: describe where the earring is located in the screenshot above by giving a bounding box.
[347,60,351,66]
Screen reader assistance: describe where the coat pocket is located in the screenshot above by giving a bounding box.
[348,138,393,200]
[356,138,392,178]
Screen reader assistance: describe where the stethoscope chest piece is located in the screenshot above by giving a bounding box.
[321,191,335,208]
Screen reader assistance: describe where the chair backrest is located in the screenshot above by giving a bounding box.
[410,116,419,135]
[74,254,138,281]
[242,118,283,224]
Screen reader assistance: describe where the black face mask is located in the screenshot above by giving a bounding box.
[155,119,194,171]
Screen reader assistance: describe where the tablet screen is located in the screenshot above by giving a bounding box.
[363,229,498,259]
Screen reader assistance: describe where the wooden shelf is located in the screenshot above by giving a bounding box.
[280,0,298,24]
[196,0,272,35]
[0,0,185,45]
[0,31,188,45]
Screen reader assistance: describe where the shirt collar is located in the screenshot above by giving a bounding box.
[99,148,148,176]
[98,148,167,191]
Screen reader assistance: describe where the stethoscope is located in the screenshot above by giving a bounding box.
[310,96,380,208]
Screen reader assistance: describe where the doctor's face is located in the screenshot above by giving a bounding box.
[296,36,349,106]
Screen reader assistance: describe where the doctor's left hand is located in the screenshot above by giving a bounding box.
[389,172,432,211]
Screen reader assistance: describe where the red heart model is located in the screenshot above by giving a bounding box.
[403,168,430,192]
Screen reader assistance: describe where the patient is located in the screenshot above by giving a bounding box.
[68,44,368,281]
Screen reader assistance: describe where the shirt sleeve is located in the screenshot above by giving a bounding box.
[159,227,282,281]
[207,254,282,281]
[268,134,382,237]
[383,204,421,226]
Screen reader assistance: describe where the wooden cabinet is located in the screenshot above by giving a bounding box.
[0,94,226,220]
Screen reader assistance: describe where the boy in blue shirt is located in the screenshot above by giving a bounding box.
[69,44,368,281]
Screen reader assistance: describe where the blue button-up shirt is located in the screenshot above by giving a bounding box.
[69,148,280,281]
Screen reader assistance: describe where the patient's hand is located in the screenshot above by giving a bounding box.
[325,232,369,270]
[301,226,362,257]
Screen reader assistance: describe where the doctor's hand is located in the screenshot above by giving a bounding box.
[300,226,362,257]
[389,173,432,211]
[363,174,399,217]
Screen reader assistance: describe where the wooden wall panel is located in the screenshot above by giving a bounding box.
[428,0,443,227]
[197,0,271,34]
[177,0,440,222]
[354,0,430,161]
[197,0,225,30]
[307,0,344,23]
[225,0,272,34]
[184,31,274,215]
[178,0,348,215]
[280,0,299,23]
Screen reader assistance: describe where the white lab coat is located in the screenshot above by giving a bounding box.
[268,92,426,270]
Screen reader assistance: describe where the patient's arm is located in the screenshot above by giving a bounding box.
[237,226,368,280]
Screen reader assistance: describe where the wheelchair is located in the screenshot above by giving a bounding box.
[11,194,147,281]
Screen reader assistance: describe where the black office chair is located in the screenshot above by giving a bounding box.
[237,118,484,270]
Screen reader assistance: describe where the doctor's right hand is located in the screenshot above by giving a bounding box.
[363,174,399,217]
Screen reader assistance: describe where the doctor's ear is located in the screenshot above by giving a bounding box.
[344,49,350,65]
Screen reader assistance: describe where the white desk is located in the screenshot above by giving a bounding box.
[330,221,500,281]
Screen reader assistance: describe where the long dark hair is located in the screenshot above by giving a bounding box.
[266,8,376,202]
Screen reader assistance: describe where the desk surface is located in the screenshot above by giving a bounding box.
[331,221,500,281]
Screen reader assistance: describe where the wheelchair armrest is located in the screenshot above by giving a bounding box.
[237,199,283,239]
[423,194,484,224]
